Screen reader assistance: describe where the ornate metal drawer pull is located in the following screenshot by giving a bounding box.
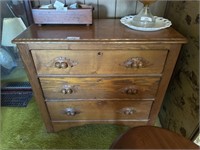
[46,56,78,69]
[61,84,78,94]
[121,86,138,95]
[121,57,149,68]
[64,108,79,116]
[55,62,68,69]
[118,107,136,115]
[61,88,73,94]
[126,88,138,95]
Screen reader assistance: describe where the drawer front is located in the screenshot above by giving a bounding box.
[31,50,167,75]
[47,100,152,120]
[40,77,160,100]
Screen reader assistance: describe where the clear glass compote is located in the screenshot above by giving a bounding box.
[132,0,157,28]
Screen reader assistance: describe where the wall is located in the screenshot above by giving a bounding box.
[31,0,167,18]
[159,0,199,139]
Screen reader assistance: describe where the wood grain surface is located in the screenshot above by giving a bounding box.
[110,126,199,149]
[31,50,167,75]
[14,19,187,132]
[40,77,160,100]
[47,100,152,120]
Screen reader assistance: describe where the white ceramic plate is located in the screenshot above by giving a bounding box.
[120,15,172,31]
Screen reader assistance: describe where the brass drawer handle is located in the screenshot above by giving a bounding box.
[121,86,138,95]
[55,62,68,69]
[118,107,136,115]
[46,56,78,69]
[123,108,135,115]
[121,57,149,68]
[61,88,73,94]
[64,108,77,116]
[126,88,138,95]
[61,84,79,94]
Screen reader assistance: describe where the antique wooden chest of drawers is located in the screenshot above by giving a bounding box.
[13,19,187,132]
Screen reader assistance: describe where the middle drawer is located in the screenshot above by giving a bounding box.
[40,77,160,100]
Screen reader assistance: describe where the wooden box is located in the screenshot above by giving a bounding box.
[32,8,93,25]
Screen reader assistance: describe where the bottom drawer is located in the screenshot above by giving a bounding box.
[52,120,148,132]
[47,100,152,121]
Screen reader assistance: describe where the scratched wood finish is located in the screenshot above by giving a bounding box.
[31,0,167,18]
[47,100,152,120]
[31,50,168,75]
[14,20,186,43]
[13,20,187,132]
[40,77,160,100]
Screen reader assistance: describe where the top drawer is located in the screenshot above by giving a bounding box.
[31,49,168,75]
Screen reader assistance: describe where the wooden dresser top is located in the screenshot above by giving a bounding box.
[13,19,187,44]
